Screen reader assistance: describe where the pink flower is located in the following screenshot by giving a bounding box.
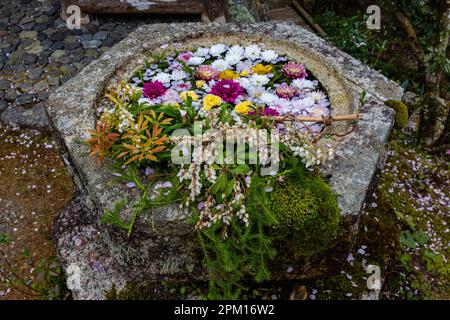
[210,80,245,104]
[276,83,297,98]
[195,65,219,81]
[174,82,192,91]
[282,61,307,79]
[143,81,167,99]
[445,149,450,156]
[177,52,193,63]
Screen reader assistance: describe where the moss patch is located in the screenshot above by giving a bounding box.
[269,171,341,257]
[385,100,409,129]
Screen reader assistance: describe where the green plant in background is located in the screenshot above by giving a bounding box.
[314,11,386,67]
[424,31,450,76]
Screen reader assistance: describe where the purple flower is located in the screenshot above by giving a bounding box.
[282,61,307,79]
[210,80,245,104]
[143,81,167,100]
[197,201,205,211]
[162,89,182,104]
[445,149,450,156]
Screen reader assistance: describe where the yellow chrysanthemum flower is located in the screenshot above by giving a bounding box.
[218,70,239,80]
[240,69,250,77]
[196,80,205,89]
[251,64,273,75]
[180,91,198,102]
[203,94,222,111]
[234,101,253,114]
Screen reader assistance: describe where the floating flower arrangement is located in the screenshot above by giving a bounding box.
[87,44,346,298]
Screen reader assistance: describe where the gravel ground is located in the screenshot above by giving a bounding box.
[0,0,199,130]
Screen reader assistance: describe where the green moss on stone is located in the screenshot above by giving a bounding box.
[268,172,341,257]
[385,100,409,129]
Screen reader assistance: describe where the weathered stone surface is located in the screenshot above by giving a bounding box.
[52,195,127,300]
[47,22,402,299]
[0,79,10,90]
[0,100,8,112]
[1,102,50,130]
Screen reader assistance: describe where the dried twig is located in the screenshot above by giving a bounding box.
[291,0,327,37]
[262,113,361,123]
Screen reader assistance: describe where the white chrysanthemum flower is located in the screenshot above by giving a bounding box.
[211,59,229,71]
[298,97,315,109]
[251,74,270,86]
[225,52,243,65]
[244,44,261,61]
[194,47,209,57]
[187,56,205,65]
[309,91,327,103]
[246,85,267,99]
[236,77,253,90]
[260,92,279,105]
[209,43,227,57]
[170,70,188,81]
[261,50,278,63]
[227,45,244,57]
[152,72,171,84]
[235,61,251,74]
[291,78,316,90]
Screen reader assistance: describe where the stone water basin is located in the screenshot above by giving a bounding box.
[47,22,402,299]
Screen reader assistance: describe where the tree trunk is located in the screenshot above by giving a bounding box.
[433,101,450,146]
[418,0,450,144]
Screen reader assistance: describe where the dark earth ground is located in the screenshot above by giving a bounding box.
[0,0,449,300]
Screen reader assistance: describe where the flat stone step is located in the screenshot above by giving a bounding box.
[269,6,314,33]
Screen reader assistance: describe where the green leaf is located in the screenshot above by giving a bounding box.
[400,253,411,271]
[230,164,250,175]
[412,230,428,246]
[400,231,416,249]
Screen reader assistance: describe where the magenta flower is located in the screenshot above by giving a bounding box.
[143,81,167,99]
[282,61,307,79]
[210,80,245,104]
[195,65,219,81]
[276,83,297,98]
[248,107,280,116]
